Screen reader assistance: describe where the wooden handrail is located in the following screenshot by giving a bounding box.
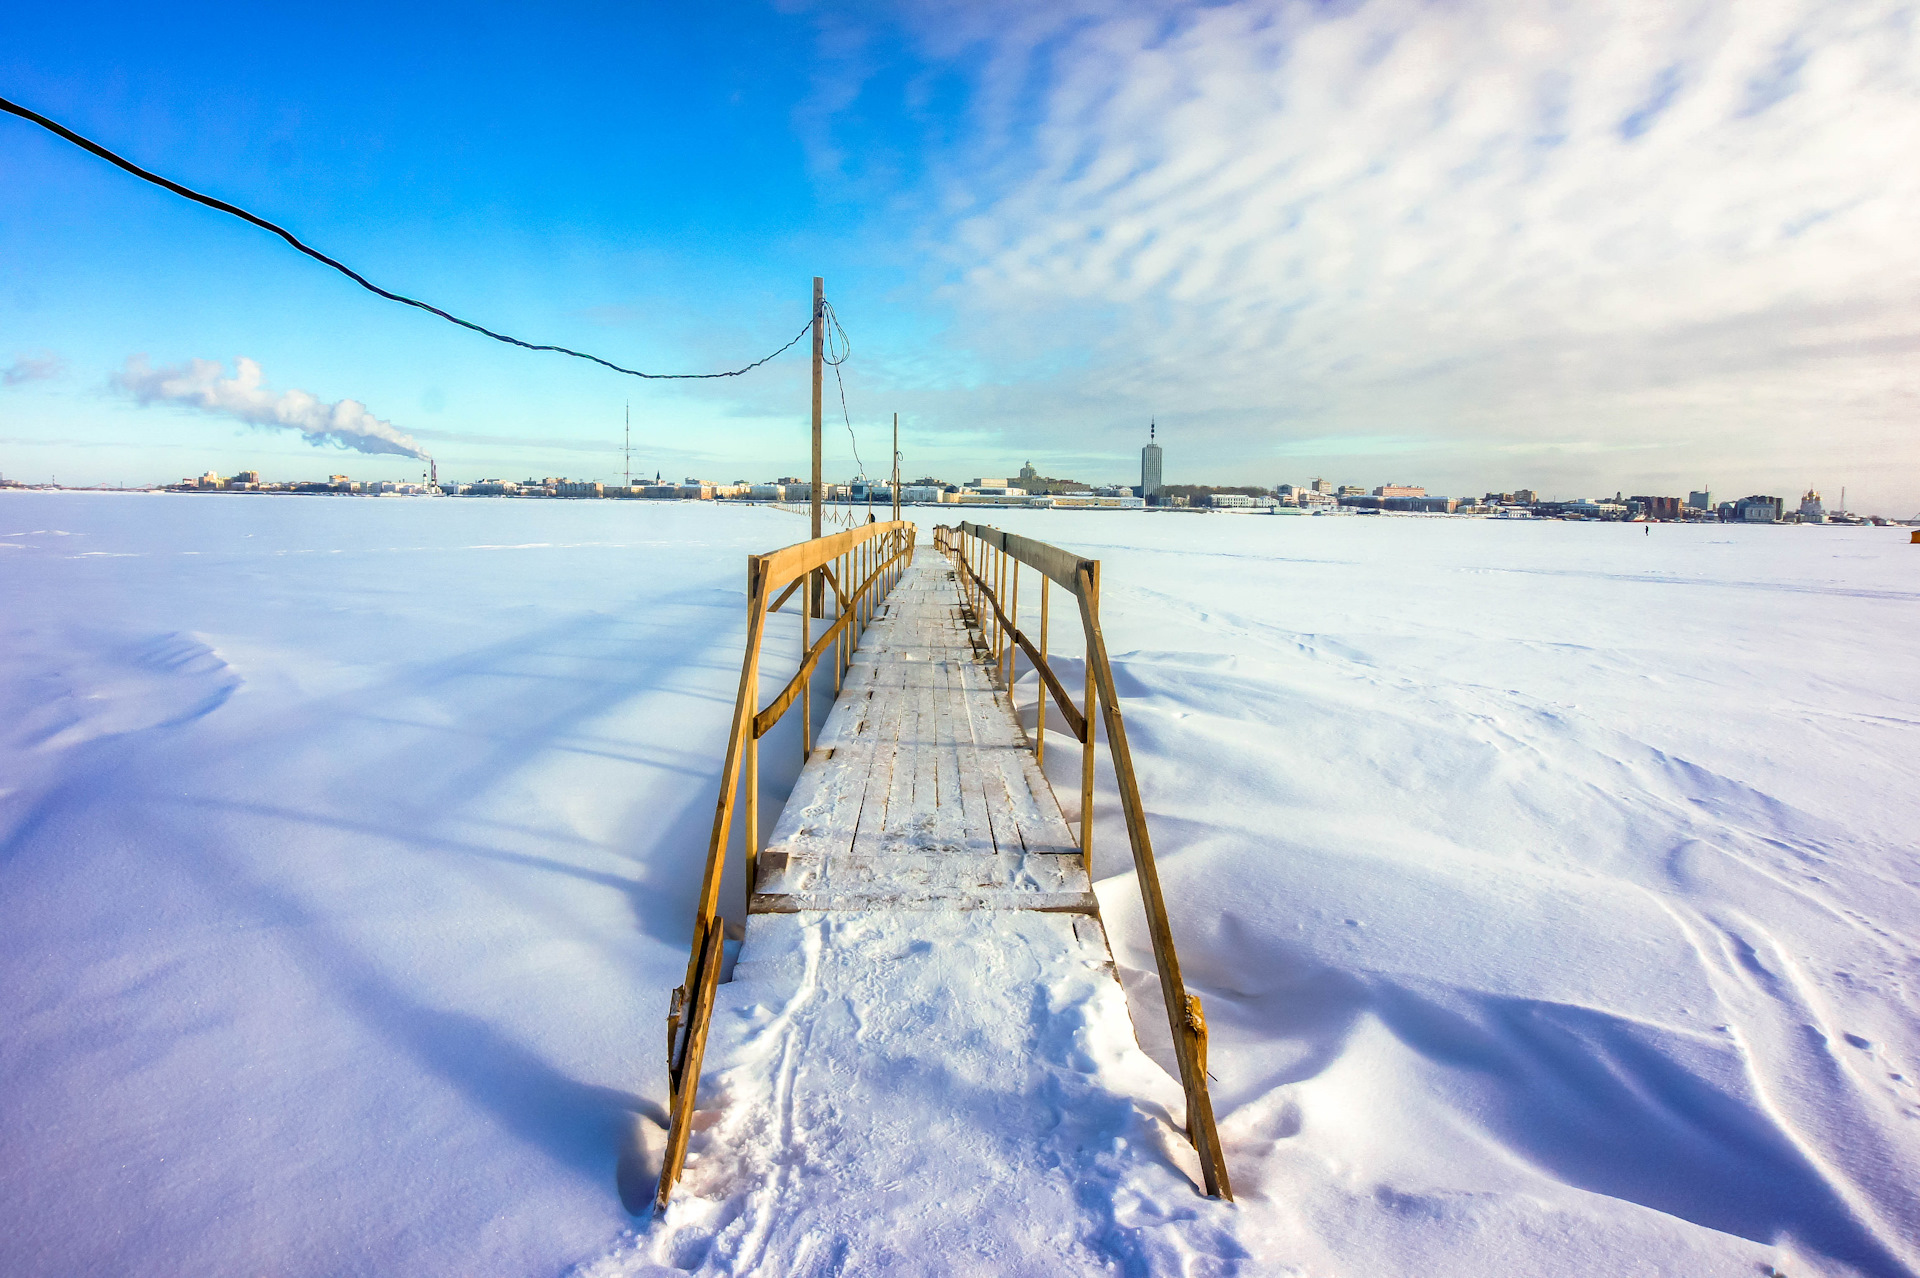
[949,542,1086,743]
[956,520,1095,595]
[656,518,916,1209]
[1074,564,1231,1200]
[936,522,1233,1201]
[760,519,911,591]
[753,537,914,738]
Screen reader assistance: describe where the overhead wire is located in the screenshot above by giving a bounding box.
[0,92,810,380]
[820,301,868,518]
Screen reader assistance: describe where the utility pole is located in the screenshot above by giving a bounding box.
[811,277,824,543]
[892,412,900,524]
[811,276,825,611]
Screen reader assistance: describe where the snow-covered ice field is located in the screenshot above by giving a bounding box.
[2,492,1916,1277]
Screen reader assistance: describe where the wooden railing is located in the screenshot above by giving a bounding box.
[657,518,916,1208]
[934,520,1233,1201]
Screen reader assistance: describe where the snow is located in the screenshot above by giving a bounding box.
[609,910,1242,1276]
[2,492,1916,1277]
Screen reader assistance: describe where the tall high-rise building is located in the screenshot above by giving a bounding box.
[1140,420,1163,498]
[1688,489,1711,510]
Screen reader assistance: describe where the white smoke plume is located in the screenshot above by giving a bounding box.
[114,356,430,460]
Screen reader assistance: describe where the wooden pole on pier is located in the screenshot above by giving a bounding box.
[811,276,825,613]
[811,277,824,542]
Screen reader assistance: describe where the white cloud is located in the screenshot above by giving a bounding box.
[113,356,430,461]
[884,0,1920,500]
[4,351,65,385]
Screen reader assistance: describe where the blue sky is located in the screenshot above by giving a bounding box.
[4,0,1917,510]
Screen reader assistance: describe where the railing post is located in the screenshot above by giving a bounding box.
[802,566,813,761]
[974,535,983,616]
[1005,559,1018,695]
[998,537,1013,660]
[746,558,761,909]
[1037,578,1049,765]
[746,731,759,909]
[660,553,771,1207]
[1074,563,1233,1201]
[1080,560,1099,865]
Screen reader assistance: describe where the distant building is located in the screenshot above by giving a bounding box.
[1141,421,1164,499]
[1688,490,1711,511]
[1630,495,1682,520]
[901,485,944,503]
[1312,478,1334,495]
[556,481,603,498]
[1336,484,1365,497]
[1798,490,1825,523]
[1373,484,1426,498]
[1734,495,1784,523]
[1041,493,1145,509]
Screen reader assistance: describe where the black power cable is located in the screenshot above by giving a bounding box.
[821,300,866,490]
[0,93,810,380]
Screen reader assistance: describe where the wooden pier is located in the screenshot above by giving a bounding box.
[749,554,1091,915]
[652,520,1230,1220]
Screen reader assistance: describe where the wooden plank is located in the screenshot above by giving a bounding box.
[946,626,998,857]
[928,642,969,857]
[910,650,941,851]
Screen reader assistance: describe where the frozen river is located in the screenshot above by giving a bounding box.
[2,492,1915,1277]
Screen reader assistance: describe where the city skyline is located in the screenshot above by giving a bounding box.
[3,1,1917,508]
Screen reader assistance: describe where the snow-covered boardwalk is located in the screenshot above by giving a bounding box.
[627,554,1246,1273]
[750,557,1091,914]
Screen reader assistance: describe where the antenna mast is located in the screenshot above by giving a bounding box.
[624,402,631,488]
